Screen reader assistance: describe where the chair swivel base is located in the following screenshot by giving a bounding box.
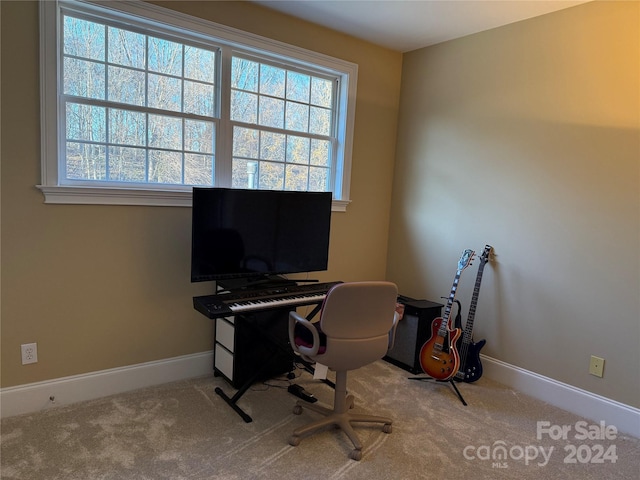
[288,394,392,461]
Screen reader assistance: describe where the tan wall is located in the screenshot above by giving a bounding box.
[0,1,402,387]
[387,1,639,407]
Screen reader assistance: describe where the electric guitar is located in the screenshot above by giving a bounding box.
[454,245,492,383]
[419,249,474,380]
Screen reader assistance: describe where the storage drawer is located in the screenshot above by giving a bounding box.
[216,317,235,352]
[214,343,234,380]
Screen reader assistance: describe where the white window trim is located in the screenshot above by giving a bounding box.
[38,0,355,211]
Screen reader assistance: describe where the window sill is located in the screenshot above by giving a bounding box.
[36,185,193,207]
[36,185,349,211]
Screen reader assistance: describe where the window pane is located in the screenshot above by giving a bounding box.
[184,46,215,82]
[260,131,285,162]
[108,66,145,106]
[286,71,310,102]
[309,106,331,136]
[259,161,285,190]
[231,57,258,92]
[148,73,182,112]
[108,146,146,181]
[231,90,257,123]
[285,101,309,132]
[309,166,329,192]
[108,27,145,69]
[66,103,106,142]
[310,139,330,166]
[148,37,182,76]
[184,80,215,116]
[185,153,214,185]
[285,163,308,191]
[64,58,105,99]
[109,109,146,146]
[185,119,214,154]
[260,64,285,97]
[231,158,254,189]
[311,77,332,108]
[286,135,310,164]
[233,127,259,159]
[64,16,104,61]
[66,142,106,180]
[149,150,182,183]
[258,96,284,128]
[149,115,182,150]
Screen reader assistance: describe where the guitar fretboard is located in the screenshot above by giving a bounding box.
[461,245,491,343]
[462,266,484,342]
[439,274,461,336]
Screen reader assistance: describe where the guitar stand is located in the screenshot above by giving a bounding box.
[408,376,468,406]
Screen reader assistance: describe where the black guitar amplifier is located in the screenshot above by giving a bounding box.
[384,297,443,374]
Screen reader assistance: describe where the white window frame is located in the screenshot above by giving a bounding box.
[38,0,356,210]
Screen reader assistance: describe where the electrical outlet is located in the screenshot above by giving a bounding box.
[21,343,38,365]
[589,355,604,377]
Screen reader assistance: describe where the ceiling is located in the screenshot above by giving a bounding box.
[252,0,589,52]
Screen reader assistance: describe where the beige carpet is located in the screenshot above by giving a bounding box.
[1,360,638,479]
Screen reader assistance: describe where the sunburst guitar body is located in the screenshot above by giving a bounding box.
[419,317,463,380]
[418,249,474,381]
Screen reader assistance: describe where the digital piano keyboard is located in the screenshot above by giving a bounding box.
[193,281,342,319]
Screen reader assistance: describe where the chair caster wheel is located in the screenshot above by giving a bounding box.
[289,435,300,447]
[383,424,392,434]
[293,405,303,415]
[349,449,362,461]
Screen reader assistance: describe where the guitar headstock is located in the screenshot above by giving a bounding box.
[480,245,493,265]
[457,249,475,272]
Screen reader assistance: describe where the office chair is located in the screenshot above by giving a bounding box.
[288,281,400,461]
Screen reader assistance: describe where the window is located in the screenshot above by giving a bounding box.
[39,0,357,209]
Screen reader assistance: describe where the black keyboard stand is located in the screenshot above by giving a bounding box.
[214,300,327,423]
[215,349,283,423]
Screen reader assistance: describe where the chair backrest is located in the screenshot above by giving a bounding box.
[316,281,398,371]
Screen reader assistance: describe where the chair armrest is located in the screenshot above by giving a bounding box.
[387,311,401,350]
[289,311,321,357]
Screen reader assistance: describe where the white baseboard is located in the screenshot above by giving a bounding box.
[3,351,638,439]
[481,354,640,439]
[0,351,214,418]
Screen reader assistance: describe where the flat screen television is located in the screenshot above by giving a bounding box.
[191,187,332,286]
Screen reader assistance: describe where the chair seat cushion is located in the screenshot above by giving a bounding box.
[293,322,327,354]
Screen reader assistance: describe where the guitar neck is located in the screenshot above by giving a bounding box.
[462,265,484,341]
[437,248,474,337]
[438,272,461,336]
[462,246,491,342]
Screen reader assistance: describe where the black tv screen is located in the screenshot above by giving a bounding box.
[191,188,332,283]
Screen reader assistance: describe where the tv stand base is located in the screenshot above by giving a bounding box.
[218,275,314,291]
